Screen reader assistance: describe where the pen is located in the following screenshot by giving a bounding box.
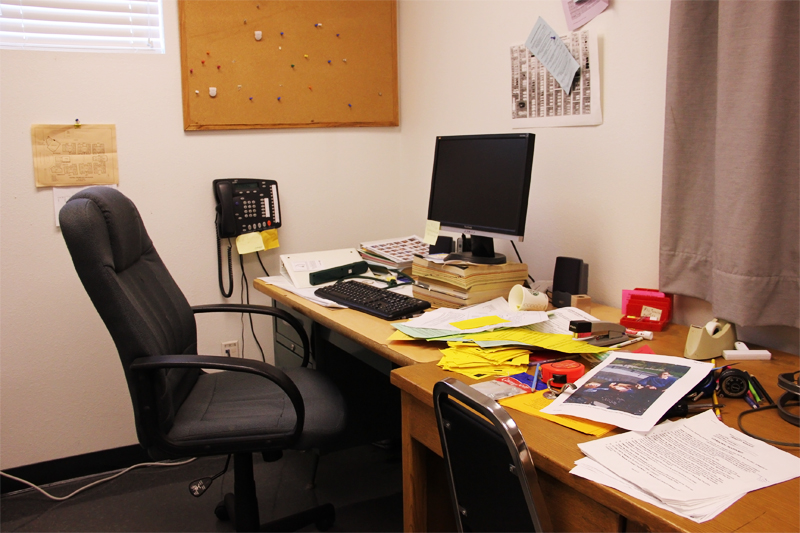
[746,377,762,403]
[527,354,575,367]
[607,336,644,350]
[532,363,541,392]
[744,395,759,410]
[711,360,723,422]
[749,375,774,405]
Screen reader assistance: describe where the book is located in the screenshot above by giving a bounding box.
[411,256,528,291]
[412,283,522,308]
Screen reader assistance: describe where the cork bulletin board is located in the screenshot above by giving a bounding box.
[179,0,398,130]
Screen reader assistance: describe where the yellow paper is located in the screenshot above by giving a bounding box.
[423,220,440,245]
[450,316,510,330]
[236,232,266,254]
[499,391,615,437]
[261,229,280,250]
[463,329,609,354]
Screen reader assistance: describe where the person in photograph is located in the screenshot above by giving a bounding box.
[636,370,677,390]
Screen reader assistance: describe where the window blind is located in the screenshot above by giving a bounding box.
[0,0,164,53]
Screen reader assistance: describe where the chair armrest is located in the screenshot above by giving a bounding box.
[130,354,304,454]
[192,304,311,367]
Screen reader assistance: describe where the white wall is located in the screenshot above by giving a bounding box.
[1,0,678,469]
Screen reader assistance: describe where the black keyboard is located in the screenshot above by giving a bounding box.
[315,280,431,320]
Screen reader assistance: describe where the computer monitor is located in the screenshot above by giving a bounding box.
[427,133,535,264]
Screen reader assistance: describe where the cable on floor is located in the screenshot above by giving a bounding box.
[0,457,196,502]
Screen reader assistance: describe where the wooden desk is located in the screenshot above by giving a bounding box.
[254,281,799,532]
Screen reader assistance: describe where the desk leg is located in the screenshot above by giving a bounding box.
[402,392,429,532]
[400,390,455,532]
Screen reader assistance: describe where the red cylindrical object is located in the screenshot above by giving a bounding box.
[541,360,585,385]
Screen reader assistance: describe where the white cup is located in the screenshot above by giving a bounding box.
[509,284,548,311]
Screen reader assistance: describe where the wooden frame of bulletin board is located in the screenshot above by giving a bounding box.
[179,0,398,130]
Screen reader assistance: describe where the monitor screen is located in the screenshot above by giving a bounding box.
[427,133,535,264]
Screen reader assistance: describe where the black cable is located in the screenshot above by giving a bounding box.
[216,216,234,298]
[239,253,266,363]
[737,405,800,447]
[256,252,270,277]
[510,241,536,285]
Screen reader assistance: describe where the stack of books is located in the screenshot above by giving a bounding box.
[411,256,529,308]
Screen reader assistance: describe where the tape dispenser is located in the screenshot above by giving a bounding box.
[684,318,736,360]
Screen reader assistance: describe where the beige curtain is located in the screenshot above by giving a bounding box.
[660,0,799,328]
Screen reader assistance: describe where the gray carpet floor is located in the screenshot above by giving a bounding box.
[1,444,402,532]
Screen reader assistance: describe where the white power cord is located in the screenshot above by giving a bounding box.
[0,457,196,501]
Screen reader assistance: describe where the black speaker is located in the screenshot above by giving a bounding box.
[552,257,588,308]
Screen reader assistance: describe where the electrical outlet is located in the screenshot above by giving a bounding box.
[222,340,240,358]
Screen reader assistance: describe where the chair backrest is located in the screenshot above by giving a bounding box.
[433,378,552,533]
[59,187,200,450]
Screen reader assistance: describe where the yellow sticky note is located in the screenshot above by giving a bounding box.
[423,220,440,245]
[450,315,510,330]
[236,232,265,255]
[261,229,280,250]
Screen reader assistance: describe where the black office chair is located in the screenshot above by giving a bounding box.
[59,187,347,532]
[433,378,552,533]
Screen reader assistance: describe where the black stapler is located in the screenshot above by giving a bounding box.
[568,320,629,347]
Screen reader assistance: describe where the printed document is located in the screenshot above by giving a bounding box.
[574,410,800,522]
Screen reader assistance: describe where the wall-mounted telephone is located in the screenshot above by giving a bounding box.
[213,179,282,297]
[213,178,281,237]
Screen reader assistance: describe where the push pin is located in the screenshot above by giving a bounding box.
[190,69,193,74]
[314,23,321,28]
[217,64,221,69]
[280,31,284,36]
[308,86,312,90]
[249,97,253,101]
[342,58,347,63]
[74,119,81,128]
[277,96,281,101]
[348,103,352,108]
[327,60,331,64]
[201,60,205,65]
[304,54,308,59]
[195,90,199,95]
[290,64,295,68]
[206,50,210,55]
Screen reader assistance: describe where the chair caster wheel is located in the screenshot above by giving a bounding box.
[215,500,229,521]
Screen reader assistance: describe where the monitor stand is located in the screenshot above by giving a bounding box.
[444,235,506,265]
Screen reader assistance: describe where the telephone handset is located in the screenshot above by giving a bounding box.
[213,179,282,297]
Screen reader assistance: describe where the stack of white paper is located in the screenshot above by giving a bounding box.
[572,410,800,522]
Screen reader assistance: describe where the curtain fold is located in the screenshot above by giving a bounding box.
[660,0,799,328]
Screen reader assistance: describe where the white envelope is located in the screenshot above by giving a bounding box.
[279,248,364,289]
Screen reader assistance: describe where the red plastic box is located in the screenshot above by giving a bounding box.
[620,288,672,332]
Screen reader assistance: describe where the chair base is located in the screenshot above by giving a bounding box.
[216,496,335,532]
[215,452,335,532]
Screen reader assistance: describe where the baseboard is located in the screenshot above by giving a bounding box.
[1,445,151,494]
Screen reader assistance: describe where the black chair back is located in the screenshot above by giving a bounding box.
[434,378,552,532]
[60,187,199,450]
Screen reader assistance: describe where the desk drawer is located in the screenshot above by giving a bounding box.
[273,301,314,368]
